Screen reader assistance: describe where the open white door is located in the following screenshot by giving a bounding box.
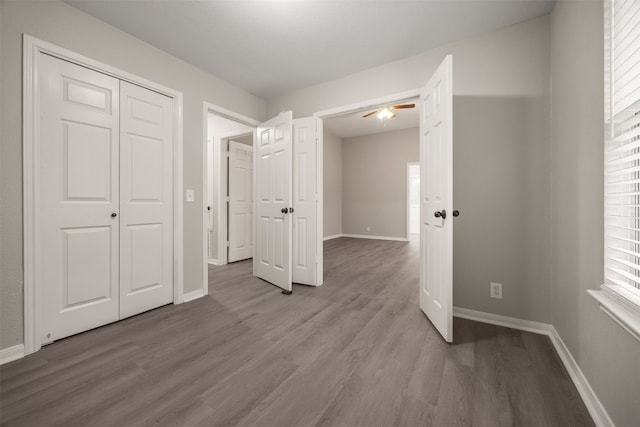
[292,117,321,286]
[255,111,294,293]
[420,55,454,342]
[228,140,254,262]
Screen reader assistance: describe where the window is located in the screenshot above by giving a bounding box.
[597,0,640,340]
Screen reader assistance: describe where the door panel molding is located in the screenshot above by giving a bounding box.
[23,35,184,355]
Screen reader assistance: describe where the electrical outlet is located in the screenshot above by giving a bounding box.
[490,282,502,299]
[366,226,371,232]
[185,189,195,202]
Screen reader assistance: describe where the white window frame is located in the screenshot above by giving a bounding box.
[591,0,640,342]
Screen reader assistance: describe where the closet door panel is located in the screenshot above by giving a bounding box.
[39,54,120,342]
[119,82,174,318]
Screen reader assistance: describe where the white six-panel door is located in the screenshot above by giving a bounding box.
[119,81,174,319]
[420,55,454,343]
[292,117,319,286]
[40,54,121,342]
[255,112,293,292]
[39,54,174,341]
[228,140,254,262]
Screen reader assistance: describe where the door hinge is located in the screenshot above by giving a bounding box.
[226,196,230,202]
[226,241,230,247]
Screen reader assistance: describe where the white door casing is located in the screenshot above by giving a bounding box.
[228,140,254,262]
[39,53,121,342]
[420,55,454,343]
[119,81,174,318]
[292,117,319,286]
[255,111,293,292]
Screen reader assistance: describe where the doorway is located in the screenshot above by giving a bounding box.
[320,97,420,287]
[407,162,420,240]
[315,55,454,342]
[204,105,257,270]
[227,133,254,263]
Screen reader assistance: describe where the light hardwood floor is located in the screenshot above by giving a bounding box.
[0,237,592,426]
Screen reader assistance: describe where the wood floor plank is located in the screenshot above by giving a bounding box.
[0,237,593,427]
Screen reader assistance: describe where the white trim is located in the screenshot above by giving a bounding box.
[406,162,419,240]
[547,326,615,427]
[208,259,222,266]
[323,234,344,241]
[588,286,640,342]
[0,345,25,365]
[315,117,324,287]
[453,307,614,427]
[202,106,210,301]
[342,233,409,242]
[453,307,552,335]
[183,289,207,303]
[314,89,421,119]
[22,35,184,355]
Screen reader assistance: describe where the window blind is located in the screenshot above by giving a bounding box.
[605,0,640,296]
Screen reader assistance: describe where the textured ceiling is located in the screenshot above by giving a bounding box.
[66,0,556,99]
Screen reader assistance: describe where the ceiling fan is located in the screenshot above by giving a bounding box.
[362,103,415,120]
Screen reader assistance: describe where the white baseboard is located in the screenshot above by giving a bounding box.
[453,307,613,427]
[208,259,221,266]
[0,344,25,365]
[323,234,344,241]
[183,289,207,302]
[547,326,614,427]
[453,306,552,335]
[342,233,409,242]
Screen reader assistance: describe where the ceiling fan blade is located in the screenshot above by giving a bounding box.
[392,104,415,109]
[362,110,380,118]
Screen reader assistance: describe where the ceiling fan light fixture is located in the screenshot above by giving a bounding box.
[376,107,394,120]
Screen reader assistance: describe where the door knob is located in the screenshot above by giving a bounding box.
[111,213,117,218]
[288,207,294,214]
[453,210,460,217]
[434,210,446,219]
[281,207,288,214]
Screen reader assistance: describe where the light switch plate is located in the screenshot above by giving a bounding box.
[185,189,195,202]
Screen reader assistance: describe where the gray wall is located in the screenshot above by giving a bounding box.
[550,1,640,426]
[0,1,266,350]
[323,130,343,237]
[270,16,552,323]
[342,128,419,239]
[453,95,550,323]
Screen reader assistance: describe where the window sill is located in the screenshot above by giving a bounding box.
[588,285,640,342]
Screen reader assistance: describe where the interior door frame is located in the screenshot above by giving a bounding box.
[407,161,420,240]
[23,35,184,356]
[202,103,259,274]
[313,89,421,286]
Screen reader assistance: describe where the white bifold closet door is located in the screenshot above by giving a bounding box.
[39,53,173,343]
[119,81,174,319]
[228,140,254,263]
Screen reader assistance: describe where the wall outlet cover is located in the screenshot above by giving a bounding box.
[186,189,195,202]
[490,282,503,299]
